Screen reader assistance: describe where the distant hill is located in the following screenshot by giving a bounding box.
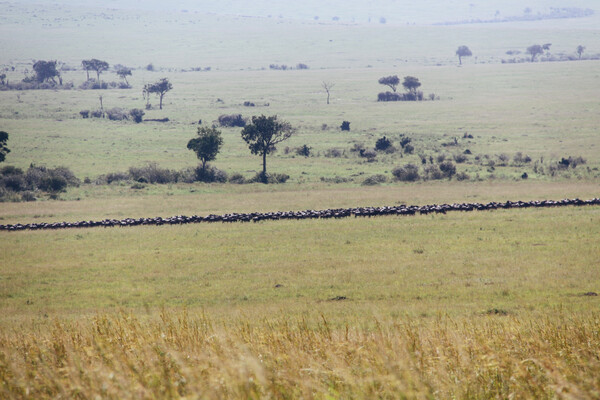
[12,0,599,25]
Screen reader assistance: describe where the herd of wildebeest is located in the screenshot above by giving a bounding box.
[1,198,598,231]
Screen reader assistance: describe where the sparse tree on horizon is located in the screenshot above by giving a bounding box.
[526,44,544,62]
[117,67,132,85]
[402,76,421,94]
[241,115,294,183]
[143,78,172,110]
[577,45,586,59]
[322,81,335,104]
[456,45,472,65]
[32,60,60,84]
[378,75,400,92]
[82,59,109,81]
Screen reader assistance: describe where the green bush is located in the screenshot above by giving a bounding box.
[361,174,387,186]
[392,163,420,182]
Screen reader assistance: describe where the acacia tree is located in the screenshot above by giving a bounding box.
[526,44,544,62]
[0,131,10,163]
[378,75,400,92]
[241,115,294,182]
[116,67,132,85]
[143,78,172,109]
[82,59,109,81]
[402,76,421,94]
[32,60,60,83]
[577,45,586,59]
[81,60,91,80]
[456,45,472,65]
[322,81,335,104]
[187,126,223,172]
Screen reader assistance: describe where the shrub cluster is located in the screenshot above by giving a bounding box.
[392,163,420,182]
[97,163,292,186]
[218,114,246,127]
[0,165,80,201]
[361,174,387,186]
[0,81,74,91]
[98,163,228,185]
[295,145,311,157]
[268,64,309,70]
[78,80,130,90]
[324,148,344,158]
[247,172,289,184]
[392,161,461,182]
[79,108,145,123]
[377,91,424,101]
[375,136,392,151]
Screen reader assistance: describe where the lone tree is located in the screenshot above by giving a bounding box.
[456,45,472,65]
[0,131,10,163]
[577,45,586,59]
[241,115,294,182]
[32,60,60,83]
[378,75,400,92]
[322,81,335,104]
[143,78,172,110]
[402,76,421,94]
[526,44,546,62]
[187,126,223,172]
[116,67,132,85]
[82,59,109,81]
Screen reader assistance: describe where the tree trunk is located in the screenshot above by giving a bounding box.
[459,56,462,65]
[262,152,267,183]
[159,93,163,109]
[96,71,100,81]
[86,70,89,80]
[326,91,330,104]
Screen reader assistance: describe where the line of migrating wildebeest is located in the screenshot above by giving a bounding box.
[1,198,599,232]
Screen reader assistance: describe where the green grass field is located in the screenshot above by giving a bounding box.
[1,1,600,397]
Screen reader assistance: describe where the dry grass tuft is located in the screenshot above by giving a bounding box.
[2,310,599,399]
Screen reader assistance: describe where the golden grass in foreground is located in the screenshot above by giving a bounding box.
[1,310,599,399]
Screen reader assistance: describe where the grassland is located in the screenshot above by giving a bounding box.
[1,202,600,398]
[1,61,600,185]
[1,0,600,397]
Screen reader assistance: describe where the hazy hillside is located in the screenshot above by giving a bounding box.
[9,0,600,25]
[1,0,598,70]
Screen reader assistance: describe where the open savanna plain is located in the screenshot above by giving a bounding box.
[2,182,600,399]
[2,0,600,398]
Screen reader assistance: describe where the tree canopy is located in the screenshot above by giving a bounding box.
[526,44,545,62]
[0,131,10,163]
[116,67,132,84]
[187,126,223,171]
[378,75,400,92]
[240,115,294,182]
[82,59,109,81]
[402,76,421,94]
[32,60,60,83]
[456,45,472,65]
[143,78,173,110]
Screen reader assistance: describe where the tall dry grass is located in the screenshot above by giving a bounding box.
[2,310,599,399]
